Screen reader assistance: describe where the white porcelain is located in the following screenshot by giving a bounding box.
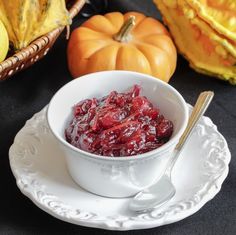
[47,71,189,198]
[9,106,231,231]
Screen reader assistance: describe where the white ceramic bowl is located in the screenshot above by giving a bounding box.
[47,71,188,198]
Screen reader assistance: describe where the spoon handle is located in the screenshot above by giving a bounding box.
[175,91,214,151]
[166,91,214,177]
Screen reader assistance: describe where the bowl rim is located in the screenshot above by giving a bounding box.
[47,70,189,161]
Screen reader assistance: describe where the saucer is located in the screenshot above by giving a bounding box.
[9,106,231,231]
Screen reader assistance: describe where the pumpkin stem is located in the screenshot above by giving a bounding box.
[114,16,135,43]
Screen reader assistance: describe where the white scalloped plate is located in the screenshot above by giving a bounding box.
[9,106,231,231]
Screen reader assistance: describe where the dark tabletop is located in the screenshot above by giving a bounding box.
[0,0,235,234]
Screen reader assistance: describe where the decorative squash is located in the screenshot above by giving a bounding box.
[0,20,9,62]
[67,12,177,82]
[186,0,236,41]
[154,0,236,85]
[0,0,71,50]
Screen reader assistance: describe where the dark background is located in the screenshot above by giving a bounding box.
[0,0,235,234]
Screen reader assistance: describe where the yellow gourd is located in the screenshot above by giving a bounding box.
[0,19,9,62]
[154,0,236,85]
[0,0,71,50]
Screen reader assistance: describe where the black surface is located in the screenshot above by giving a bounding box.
[0,1,235,234]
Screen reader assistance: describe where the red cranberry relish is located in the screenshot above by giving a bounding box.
[65,85,173,157]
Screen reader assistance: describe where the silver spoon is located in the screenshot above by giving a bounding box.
[129,91,214,212]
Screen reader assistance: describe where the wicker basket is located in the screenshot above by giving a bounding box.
[0,0,86,81]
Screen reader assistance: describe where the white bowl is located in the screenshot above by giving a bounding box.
[47,71,188,198]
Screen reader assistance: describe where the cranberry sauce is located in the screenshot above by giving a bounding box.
[65,85,173,157]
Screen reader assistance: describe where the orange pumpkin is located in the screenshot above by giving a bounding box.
[67,12,177,82]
